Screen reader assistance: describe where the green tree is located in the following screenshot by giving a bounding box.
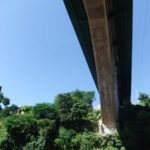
[55,93,75,122]
[71,90,95,108]
[0,86,10,108]
[0,105,18,119]
[2,98,10,107]
[4,115,38,148]
[55,90,95,123]
[24,119,57,150]
[37,119,56,149]
[32,103,57,120]
[9,104,18,113]
[0,87,4,107]
[0,89,126,150]
[0,107,11,119]
[138,93,150,107]
[55,127,76,150]
[19,105,32,114]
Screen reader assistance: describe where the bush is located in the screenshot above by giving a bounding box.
[3,115,38,148]
[55,127,76,150]
[55,129,125,150]
[0,120,15,150]
[37,119,57,149]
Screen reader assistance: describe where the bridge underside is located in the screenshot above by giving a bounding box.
[64,0,132,131]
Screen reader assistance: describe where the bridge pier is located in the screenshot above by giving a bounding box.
[64,0,132,134]
[83,0,119,133]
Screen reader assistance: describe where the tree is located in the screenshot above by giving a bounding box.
[24,119,56,150]
[37,119,56,149]
[71,90,95,108]
[0,105,19,119]
[138,93,150,107]
[54,90,95,123]
[55,93,73,122]
[19,105,32,114]
[9,104,18,113]
[2,98,10,107]
[32,103,57,120]
[0,87,4,106]
[0,89,126,150]
[4,115,38,148]
[54,90,96,132]
[0,107,11,119]
[0,86,10,108]
[55,127,76,150]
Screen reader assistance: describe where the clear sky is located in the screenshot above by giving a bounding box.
[0,0,149,106]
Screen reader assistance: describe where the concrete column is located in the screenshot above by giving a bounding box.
[83,0,119,133]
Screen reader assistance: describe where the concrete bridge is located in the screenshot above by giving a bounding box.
[64,0,132,133]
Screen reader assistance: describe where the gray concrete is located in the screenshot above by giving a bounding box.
[63,0,132,134]
[83,0,118,132]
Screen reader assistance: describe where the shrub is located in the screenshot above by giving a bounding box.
[55,127,76,150]
[3,115,38,147]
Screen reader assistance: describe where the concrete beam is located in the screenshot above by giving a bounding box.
[83,0,118,132]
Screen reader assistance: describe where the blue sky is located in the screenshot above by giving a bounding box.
[132,0,150,103]
[0,0,150,106]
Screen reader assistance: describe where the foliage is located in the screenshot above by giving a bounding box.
[71,132,99,150]
[0,105,19,119]
[119,102,150,149]
[0,87,10,108]
[19,105,32,114]
[37,119,57,149]
[55,127,77,150]
[0,121,14,150]
[54,90,95,128]
[0,88,126,150]
[1,87,150,150]
[86,110,101,130]
[9,104,18,113]
[138,93,150,107]
[32,103,57,120]
[55,130,125,150]
[23,136,45,150]
[4,115,38,148]
[2,98,10,107]
[23,119,57,150]
[98,134,125,150]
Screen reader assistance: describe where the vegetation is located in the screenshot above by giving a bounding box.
[119,93,150,150]
[0,86,150,149]
[0,86,10,109]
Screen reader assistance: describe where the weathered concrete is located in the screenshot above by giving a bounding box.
[63,0,132,134]
[83,0,118,132]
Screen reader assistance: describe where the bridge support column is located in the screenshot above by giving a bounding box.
[83,0,119,134]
